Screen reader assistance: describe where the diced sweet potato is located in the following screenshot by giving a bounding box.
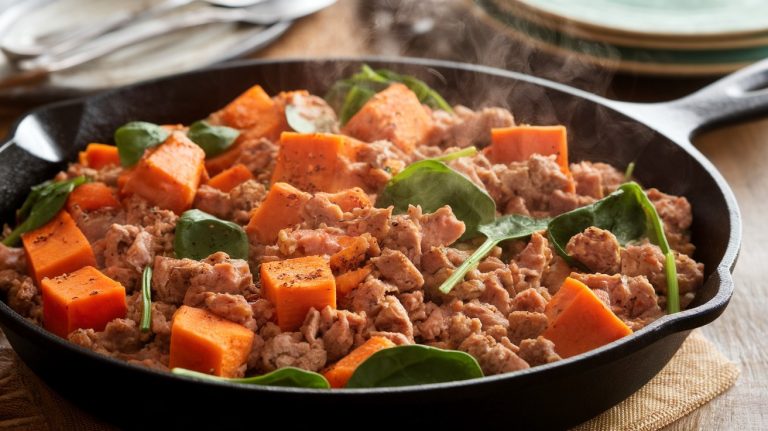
[169,305,255,377]
[271,132,362,193]
[245,182,311,244]
[335,265,373,296]
[204,141,244,176]
[319,187,372,213]
[206,163,253,193]
[22,211,97,285]
[78,143,120,169]
[330,235,371,274]
[121,131,206,214]
[41,265,127,338]
[218,84,275,129]
[323,336,396,388]
[487,125,569,174]
[260,256,336,331]
[542,277,632,358]
[66,182,120,213]
[341,83,433,154]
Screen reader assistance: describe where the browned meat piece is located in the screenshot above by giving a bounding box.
[479,273,512,315]
[620,242,666,291]
[0,243,25,272]
[301,306,367,361]
[277,228,344,258]
[446,313,483,348]
[417,206,466,251]
[123,195,177,254]
[373,249,424,292]
[427,105,515,148]
[548,190,596,216]
[571,272,664,330]
[195,180,267,225]
[101,224,154,290]
[399,291,427,323]
[373,296,414,342]
[0,270,42,324]
[511,232,552,292]
[381,213,422,265]
[152,252,255,305]
[565,227,621,274]
[461,300,509,332]
[570,161,604,199]
[235,138,279,184]
[341,206,392,241]
[416,303,449,341]
[65,164,122,186]
[281,93,339,134]
[459,333,529,375]
[303,195,345,227]
[250,298,275,328]
[204,293,256,329]
[507,311,549,345]
[261,332,327,372]
[542,254,572,294]
[69,318,143,354]
[70,206,125,244]
[647,188,695,256]
[510,288,548,313]
[344,278,394,317]
[675,252,705,296]
[518,336,561,366]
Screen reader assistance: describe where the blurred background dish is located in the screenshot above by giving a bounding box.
[474,0,768,76]
[0,0,294,100]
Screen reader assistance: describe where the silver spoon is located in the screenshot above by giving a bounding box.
[0,0,269,60]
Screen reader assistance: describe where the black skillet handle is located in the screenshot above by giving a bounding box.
[609,57,768,143]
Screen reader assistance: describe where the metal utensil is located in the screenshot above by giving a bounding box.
[0,0,336,90]
[0,0,269,60]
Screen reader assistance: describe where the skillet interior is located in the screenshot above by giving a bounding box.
[0,58,737,428]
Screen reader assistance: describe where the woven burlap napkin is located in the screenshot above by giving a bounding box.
[0,329,738,431]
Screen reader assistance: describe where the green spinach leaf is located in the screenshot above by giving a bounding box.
[431,146,478,163]
[172,367,330,389]
[346,344,483,388]
[2,176,88,247]
[438,214,550,294]
[547,182,679,313]
[187,120,240,158]
[114,121,170,167]
[285,103,317,134]
[174,209,248,260]
[140,266,152,333]
[375,160,496,240]
[325,65,453,125]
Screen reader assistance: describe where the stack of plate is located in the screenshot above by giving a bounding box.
[473,0,768,76]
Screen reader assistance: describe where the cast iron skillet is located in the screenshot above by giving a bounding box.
[0,57,765,429]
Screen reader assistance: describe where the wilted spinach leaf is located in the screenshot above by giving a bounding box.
[547,182,679,312]
[174,209,248,260]
[187,120,239,158]
[172,367,330,389]
[375,160,496,240]
[438,214,550,294]
[346,344,483,388]
[2,176,88,246]
[140,266,152,333]
[114,121,169,166]
[326,64,453,125]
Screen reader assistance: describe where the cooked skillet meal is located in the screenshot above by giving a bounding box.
[0,66,703,389]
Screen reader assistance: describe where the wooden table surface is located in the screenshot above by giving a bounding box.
[1,1,766,429]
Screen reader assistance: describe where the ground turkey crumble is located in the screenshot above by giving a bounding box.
[0,99,704,379]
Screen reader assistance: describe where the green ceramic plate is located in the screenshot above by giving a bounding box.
[476,0,768,75]
[515,0,768,38]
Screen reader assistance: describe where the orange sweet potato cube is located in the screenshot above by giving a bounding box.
[319,187,372,213]
[245,182,311,244]
[341,83,433,154]
[169,305,255,377]
[78,143,121,169]
[206,163,253,193]
[121,131,205,214]
[40,266,127,338]
[270,132,362,193]
[260,256,337,332]
[542,277,632,358]
[323,336,396,388]
[22,211,97,285]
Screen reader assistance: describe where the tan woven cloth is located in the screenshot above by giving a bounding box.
[0,329,738,431]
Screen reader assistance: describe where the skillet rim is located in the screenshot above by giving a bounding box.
[0,56,741,395]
